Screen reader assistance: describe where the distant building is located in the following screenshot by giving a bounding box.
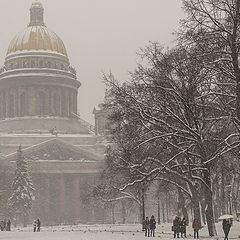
[93,103,109,136]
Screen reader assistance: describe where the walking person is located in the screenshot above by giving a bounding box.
[36,218,41,232]
[192,218,201,239]
[180,217,187,238]
[2,220,6,231]
[222,219,232,240]
[6,220,11,231]
[143,216,150,237]
[0,221,3,231]
[173,216,181,238]
[149,215,156,237]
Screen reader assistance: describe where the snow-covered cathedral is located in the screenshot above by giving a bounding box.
[0,1,108,225]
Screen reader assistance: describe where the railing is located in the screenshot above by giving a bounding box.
[71,112,95,134]
[0,68,77,80]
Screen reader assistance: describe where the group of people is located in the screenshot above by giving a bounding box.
[143,215,156,237]
[0,219,11,231]
[173,217,201,238]
[172,216,189,238]
[172,216,233,239]
[33,218,41,232]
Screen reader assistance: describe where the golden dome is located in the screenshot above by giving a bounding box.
[7,26,68,56]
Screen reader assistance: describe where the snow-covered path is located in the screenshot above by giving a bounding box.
[0,222,239,240]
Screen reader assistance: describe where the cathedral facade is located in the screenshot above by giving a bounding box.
[0,1,107,225]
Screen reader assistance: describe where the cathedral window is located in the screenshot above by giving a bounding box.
[46,61,51,68]
[15,62,19,69]
[31,60,36,68]
[23,60,29,68]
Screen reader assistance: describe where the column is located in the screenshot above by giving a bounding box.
[73,91,77,115]
[73,176,80,221]
[46,87,50,116]
[59,175,66,222]
[2,90,6,118]
[43,175,51,224]
[70,91,74,117]
[0,91,2,118]
[28,87,37,116]
[14,88,18,117]
[50,87,54,116]
[5,92,9,118]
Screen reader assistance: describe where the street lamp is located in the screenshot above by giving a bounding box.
[141,182,146,231]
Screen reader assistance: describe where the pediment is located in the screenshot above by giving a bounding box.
[5,138,103,162]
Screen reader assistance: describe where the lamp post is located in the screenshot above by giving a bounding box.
[141,182,146,231]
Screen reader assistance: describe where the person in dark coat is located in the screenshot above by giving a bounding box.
[192,218,201,239]
[173,216,181,238]
[0,221,3,231]
[149,215,156,237]
[143,217,150,237]
[2,220,6,231]
[6,220,11,231]
[180,217,187,238]
[36,219,41,232]
[222,219,232,240]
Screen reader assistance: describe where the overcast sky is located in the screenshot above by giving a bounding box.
[0,0,185,124]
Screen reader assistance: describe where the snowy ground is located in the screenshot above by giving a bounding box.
[0,222,239,240]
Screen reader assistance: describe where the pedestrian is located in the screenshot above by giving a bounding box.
[33,220,37,232]
[143,216,150,237]
[0,220,3,231]
[222,219,232,240]
[192,218,201,239]
[149,215,156,237]
[2,220,6,231]
[172,216,181,238]
[6,220,11,231]
[180,217,187,238]
[36,218,41,232]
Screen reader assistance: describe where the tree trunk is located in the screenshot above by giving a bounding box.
[21,212,27,227]
[203,169,216,236]
[162,199,166,223]
[166,192,169,222]
[200,200,206,225]
[121,200,126,224]
[191,191,201,225]
[111,203,115,224]
[178,188,188,222]
[221,163,226,215]
[157,196,161,224]
[142,188,145,228]
[102,206,105,224]
[233,175,240,214]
